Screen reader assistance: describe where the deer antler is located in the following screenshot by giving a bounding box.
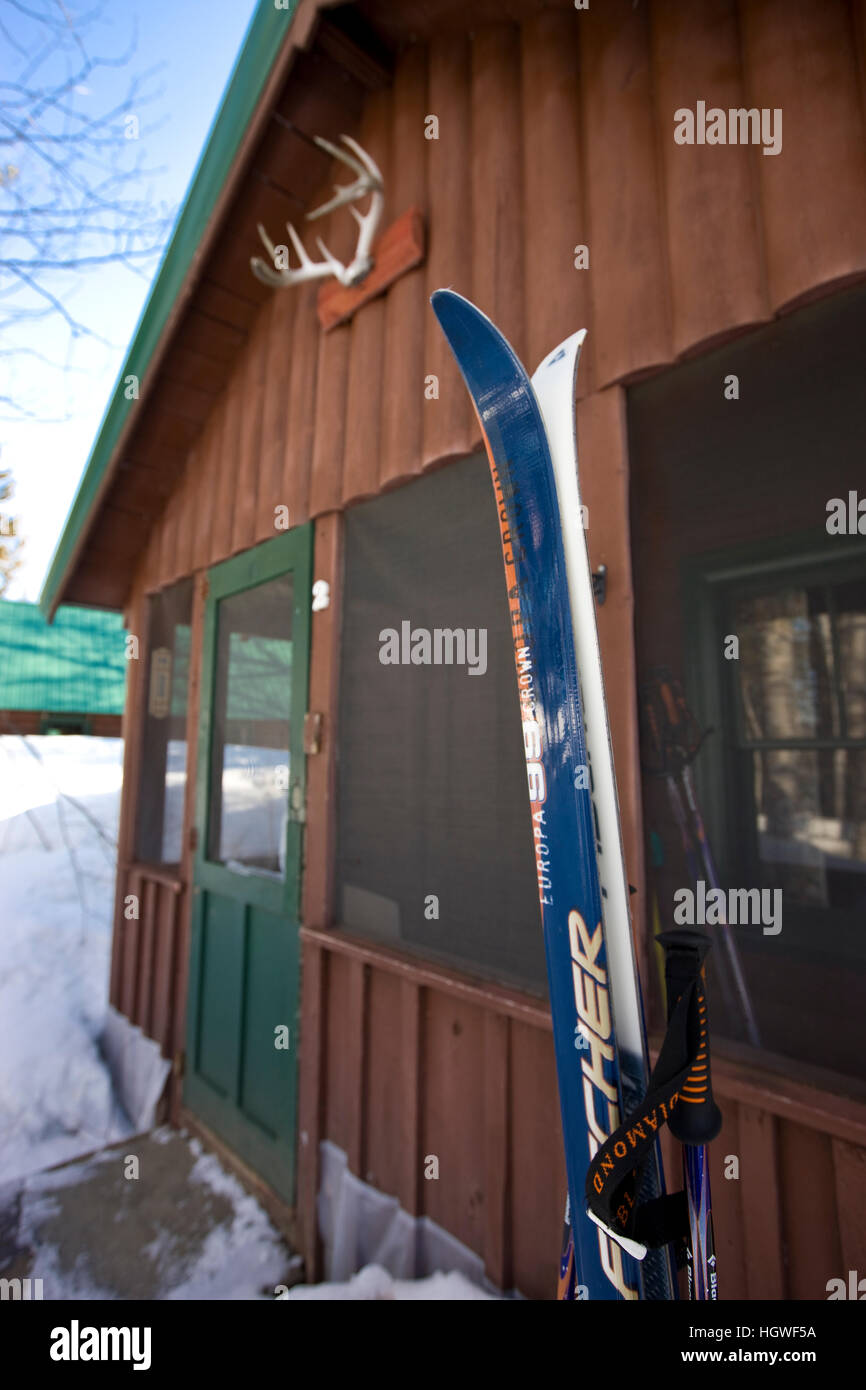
[251,134,384,290]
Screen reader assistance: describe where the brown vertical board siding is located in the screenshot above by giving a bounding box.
[295,150,361,518]
[342,89,391,505]
[831,1137,866,1280]
[470,27,525,361]
[110,586,147,1009]
[576,386,647,983]
[281,281,319,528]
[120,911,140,1023]
[364,970,404,1196]
[297,936,327,1279]
[420,993,486,1256]
[649,0,769,356]
[150,883,177,1056]
[399,978,422,1216]
[780,1122,843,1299]
[231,309,267,554]
[345,957,367,1175]
[423,34,474,468]
[114,868,142,1017]
[324,951,355,1154]
[135,877,158,1032]
[740,0,866,312]
[520,12,593,389]
[171,455,195,583]
[307,165,355,516]
[482,1011,510,1288]
[855,0,866,119]
[508,1019,564,1300]
[210,378,242,563]
[254,291,293,543]
[738,1102,785,1298]
[379,45,429,491]
[309,325,351,515]
[156,487,179,590]
[708,1102,748,1299]
[580,0,672,386]
[190,414,218,572]
[302,513,343,930]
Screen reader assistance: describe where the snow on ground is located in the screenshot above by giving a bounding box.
[0,735,131,1184]
[12,1130,294,1301]
[0,735,496,1301]
[163,1137,295,1301]
[284,1265,495,1300]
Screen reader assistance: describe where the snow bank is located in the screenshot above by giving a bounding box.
[0,735,131,1183]
[284,1264,495,1300]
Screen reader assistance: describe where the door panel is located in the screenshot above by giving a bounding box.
[185,527,312,1204]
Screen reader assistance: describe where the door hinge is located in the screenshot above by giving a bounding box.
[173,1050,185,1079]
[200,576,210,601]
[303,711,324,755]
[189,825,199,852]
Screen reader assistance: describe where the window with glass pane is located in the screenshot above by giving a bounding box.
[695,555,866,1082]
[731,577,866,914]
[135,579,193,868]
[206,574,293,877]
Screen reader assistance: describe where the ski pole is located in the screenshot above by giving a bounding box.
[678,764,762,1049]
[662,770,743,1028]
[641,668,761,1049]
[659,929,722,1300]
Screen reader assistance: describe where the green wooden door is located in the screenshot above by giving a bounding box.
[184,527,312,1202]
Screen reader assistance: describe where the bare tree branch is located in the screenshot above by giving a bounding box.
[0,0,174,419]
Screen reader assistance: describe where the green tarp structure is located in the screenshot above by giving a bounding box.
[0,599,126,719]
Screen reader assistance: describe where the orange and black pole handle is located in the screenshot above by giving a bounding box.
[658,929,722,1147]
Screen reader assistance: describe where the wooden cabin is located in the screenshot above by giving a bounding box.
[41,0,866,1299]
[0,599,124,738]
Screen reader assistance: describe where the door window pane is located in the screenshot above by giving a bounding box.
[135,580,193,868]
[207,573,293,877]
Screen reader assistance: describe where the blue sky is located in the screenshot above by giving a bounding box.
[2,0,260,600]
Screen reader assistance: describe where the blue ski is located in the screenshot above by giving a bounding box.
[431,289,675,1300]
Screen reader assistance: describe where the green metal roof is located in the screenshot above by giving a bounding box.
[0,599,127,715]
[39,0,300,621]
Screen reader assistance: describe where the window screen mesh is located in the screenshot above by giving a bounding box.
[336,454,546,993]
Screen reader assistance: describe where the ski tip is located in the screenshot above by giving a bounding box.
[430,288,514,355]
[532,330,587,384]
[430,289,529,404]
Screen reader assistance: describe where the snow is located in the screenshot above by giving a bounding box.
[12,1130,292,1301]
[0,735,131,1184]
[283,1265,495,1300]
[0,735,496,1302]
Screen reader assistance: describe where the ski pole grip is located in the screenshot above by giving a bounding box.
[657,929,722,1147]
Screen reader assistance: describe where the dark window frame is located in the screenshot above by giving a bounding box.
[681,530,866,1082]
